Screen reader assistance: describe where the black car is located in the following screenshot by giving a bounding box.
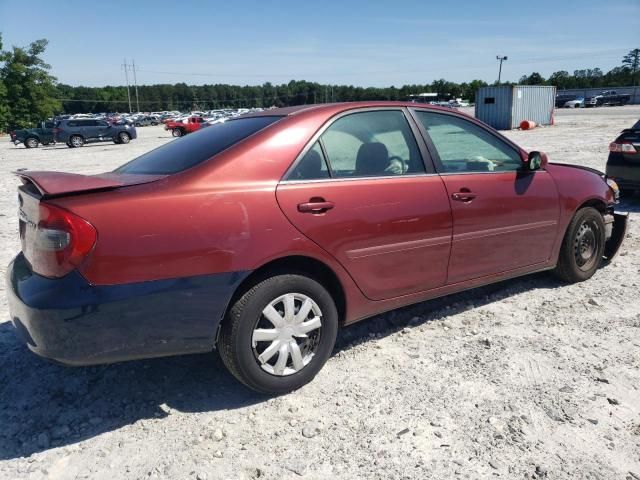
[54,119,137,148]
[606,119,640,196]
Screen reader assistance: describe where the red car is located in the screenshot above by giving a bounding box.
[7,102,627,394]
[165,116,205,137]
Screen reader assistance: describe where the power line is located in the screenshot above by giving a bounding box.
[131,48,628,80]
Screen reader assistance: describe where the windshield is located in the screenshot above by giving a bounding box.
[115,115,282,175]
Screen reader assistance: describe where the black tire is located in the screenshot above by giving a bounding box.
[117,132,131,144]
[66,141,73,148]
[553,207,606,283]
[172,128,183,137]
[24,137,39,148]
[69,135,84,148]
[218,274,338,395]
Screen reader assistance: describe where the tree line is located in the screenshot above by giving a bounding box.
[0,33,638,131]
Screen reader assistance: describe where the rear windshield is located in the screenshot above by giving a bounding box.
[115,116,282,175]
[633,119,640,130]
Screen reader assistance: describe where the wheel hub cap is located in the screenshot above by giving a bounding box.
[574,221,598,269]
[252,293,322,377]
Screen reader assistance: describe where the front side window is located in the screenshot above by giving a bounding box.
[116,116,282,175]
[319,110,425,178]
[414,111,522,173]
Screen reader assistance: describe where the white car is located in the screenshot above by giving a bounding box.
[564,97,585,108]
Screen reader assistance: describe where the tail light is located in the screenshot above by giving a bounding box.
[21,203,97,278]
[609,142,637,153]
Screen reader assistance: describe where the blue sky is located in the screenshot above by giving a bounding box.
[1,0,638,87]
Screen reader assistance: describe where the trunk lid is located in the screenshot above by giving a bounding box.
[14,170,166,199]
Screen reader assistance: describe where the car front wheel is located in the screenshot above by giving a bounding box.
[218,274,338,394]
[553,207,606,283]
[172,128,183,137]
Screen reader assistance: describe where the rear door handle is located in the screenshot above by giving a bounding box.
[298,200,335,213]
[451,192,477,202]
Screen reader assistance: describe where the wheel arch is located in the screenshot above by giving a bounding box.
[575,197,608,215]
[222,255,347,332]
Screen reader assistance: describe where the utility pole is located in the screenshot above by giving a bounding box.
[132,59,140,113]
[496,55,508,84]
[122,58,132,113]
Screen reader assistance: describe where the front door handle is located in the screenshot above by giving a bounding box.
[451,191,477,202]
[298,200,335,213]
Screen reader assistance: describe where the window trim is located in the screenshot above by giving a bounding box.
[281,107,436,183]
[407,107,527,175]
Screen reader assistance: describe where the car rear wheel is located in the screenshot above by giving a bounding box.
[24,137,39,148]
[69,135,84,148]
[553,207,605,283]
[118,132,131,144]
[172,128,183,137]
[218,274,338,395]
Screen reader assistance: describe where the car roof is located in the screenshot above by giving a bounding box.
[239,101,466,119]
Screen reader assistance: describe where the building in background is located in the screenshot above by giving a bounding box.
[475,85,556,130]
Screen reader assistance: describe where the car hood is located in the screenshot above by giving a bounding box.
[14,170,167,198]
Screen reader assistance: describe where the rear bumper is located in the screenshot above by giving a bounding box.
[6,253,249,366]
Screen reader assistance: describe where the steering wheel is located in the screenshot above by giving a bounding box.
[386,155,407,174]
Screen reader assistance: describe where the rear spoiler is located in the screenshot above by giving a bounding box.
[14,170,166,199]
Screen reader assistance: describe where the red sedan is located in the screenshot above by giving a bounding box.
[7,102,627,394]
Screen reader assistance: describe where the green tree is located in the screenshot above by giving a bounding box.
[0,36,60,129]
[0,34,10,132]
[622,48,640,86]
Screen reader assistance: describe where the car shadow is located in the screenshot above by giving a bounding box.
[0,268,608,460]
[0,334,265,460]
[334,270,565,353]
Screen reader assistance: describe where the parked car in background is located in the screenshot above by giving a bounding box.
[555,94,577,108]
[585,91,631,107]
[165,115,205,136]
[606,119,640,196]
[6,102,627,394]
[9,121,56,148]
[54,119,137,147]
[563,97,584,108]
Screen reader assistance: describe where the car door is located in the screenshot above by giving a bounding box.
[95,120,112,140]
[410,109,560,284]
[276,108,453,301]
[77,119,96,140]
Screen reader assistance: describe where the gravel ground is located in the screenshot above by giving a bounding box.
[0,107,639,480]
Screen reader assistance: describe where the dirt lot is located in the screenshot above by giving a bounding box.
[0,107,639,480]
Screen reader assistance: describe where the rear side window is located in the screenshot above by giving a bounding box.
[319,110,425,178]
[116,116,282,175]
[288,142,330,180]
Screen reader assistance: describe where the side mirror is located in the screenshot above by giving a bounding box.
[526,151,548,171]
